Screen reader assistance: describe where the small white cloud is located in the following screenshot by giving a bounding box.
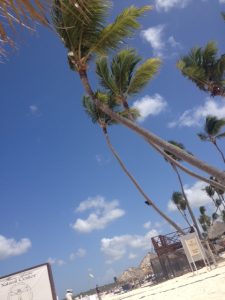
[168,36,182,49]
[169,98,225,128]
[47,257,65,266]
[219,0,225,4]
[70,248,86,261]
[72,196,125,233]
[101,229,158,264]
[128,253,138,260]
[155,0,191,11]
[141,25,165,57]
[143,221,152,229]
[0,236,31,260]
[168,181,212,211]
[29,105,42,117]
[133,94,167,122]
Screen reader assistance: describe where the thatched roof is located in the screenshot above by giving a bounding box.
[208,222,225,239]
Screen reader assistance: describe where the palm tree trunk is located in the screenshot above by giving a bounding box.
[148,140,225,191]
[102,127,185,234]
[78,70,225,185]
[213,141,225,163]
[171,163,203,239]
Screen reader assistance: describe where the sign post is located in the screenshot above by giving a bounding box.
[0,263,57,300]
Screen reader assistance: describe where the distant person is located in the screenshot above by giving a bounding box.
[96,285,102,300]
[65,289,73,300]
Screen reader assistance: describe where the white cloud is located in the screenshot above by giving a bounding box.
[219,0,225,4]
[47,257,65,266]
[141,25,165,57]
[29,105,41,117]
[169,98,225,128]
[70,248,86,261]
[143,221,152,229]
[141,26,182,58]
[155,0,191,11]
[168,181,212,211]
[101,229,158,264]
[133,94,167,122]
[128,253,138,260]
[0,235,31,260]
[72,196,125,233]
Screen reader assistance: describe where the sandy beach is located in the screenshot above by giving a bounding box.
[102,261,225,300]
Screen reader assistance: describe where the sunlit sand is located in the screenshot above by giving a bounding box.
[102,261,225,300]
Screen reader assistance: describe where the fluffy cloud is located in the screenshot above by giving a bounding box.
[0,236,31,260]
[101,229,158,263]
[143,221,152,229]
[72,196,125,233]
[168,181,212,211]
[133,94,167,122]
[168,98,225,128]
[219,0,225,3]
[155,0,191,11]
[141,25,165,57]
[141,26,181,57]
[70,248,86,261]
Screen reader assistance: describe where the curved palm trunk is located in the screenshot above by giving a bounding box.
[171,163,203,239]
[78,70,225,185]
[213,141,225,163]
[102,127,184,234]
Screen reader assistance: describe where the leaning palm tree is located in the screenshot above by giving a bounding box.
[171,191,192,227]
[177,41,225,97]
[51,0,225,186]
[165,141,202,238]
[198,115,225,163]
[0,0,50,58]
[83,94,184,234]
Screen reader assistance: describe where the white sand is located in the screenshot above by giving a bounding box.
[103,261,225,300]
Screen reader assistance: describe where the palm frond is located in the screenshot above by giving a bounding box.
[0,0,49,58]
[164,140,186,161]
[96,56,118,94]
[111,48,141,95]
[197,133,209,141]
[52,0,110,58]
[127,58,161,95]
[204,115,225,136]
[89,5,151,56]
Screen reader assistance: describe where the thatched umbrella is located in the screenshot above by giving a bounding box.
[208,221,225,239]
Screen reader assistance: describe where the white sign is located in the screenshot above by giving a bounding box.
[180,233,206,264]
[0,263,57,300]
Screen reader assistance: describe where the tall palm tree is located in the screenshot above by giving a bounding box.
[165,141,202,238]
[198,115,225,163]
[177,41,225,97]
[51,0,225,186]
[171,191,192,227]
[199,206,211,235]
[83,95,184,234]
[0,0,49,57]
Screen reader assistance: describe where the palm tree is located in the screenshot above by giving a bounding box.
[199,206,211,235]
[83,95,184,234]
[171,191,192,227]
[165,141,202,238]
[177,41,225,97]
[198,115,225,163]
[0,0,49,58]
[96,48,160,115]
[51,0,225,186]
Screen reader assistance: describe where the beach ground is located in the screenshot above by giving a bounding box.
[102,261,225,300]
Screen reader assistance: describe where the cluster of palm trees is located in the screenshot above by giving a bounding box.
[2,0,225,238]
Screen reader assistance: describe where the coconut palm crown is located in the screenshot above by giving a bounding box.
[52,0,151,72]
[96,48,160,108]
[177,41,225,97]
[198,115,225,163]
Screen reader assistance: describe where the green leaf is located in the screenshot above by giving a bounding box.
[127,58,161,95]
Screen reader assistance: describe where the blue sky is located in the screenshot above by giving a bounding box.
[0,0,225,299]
